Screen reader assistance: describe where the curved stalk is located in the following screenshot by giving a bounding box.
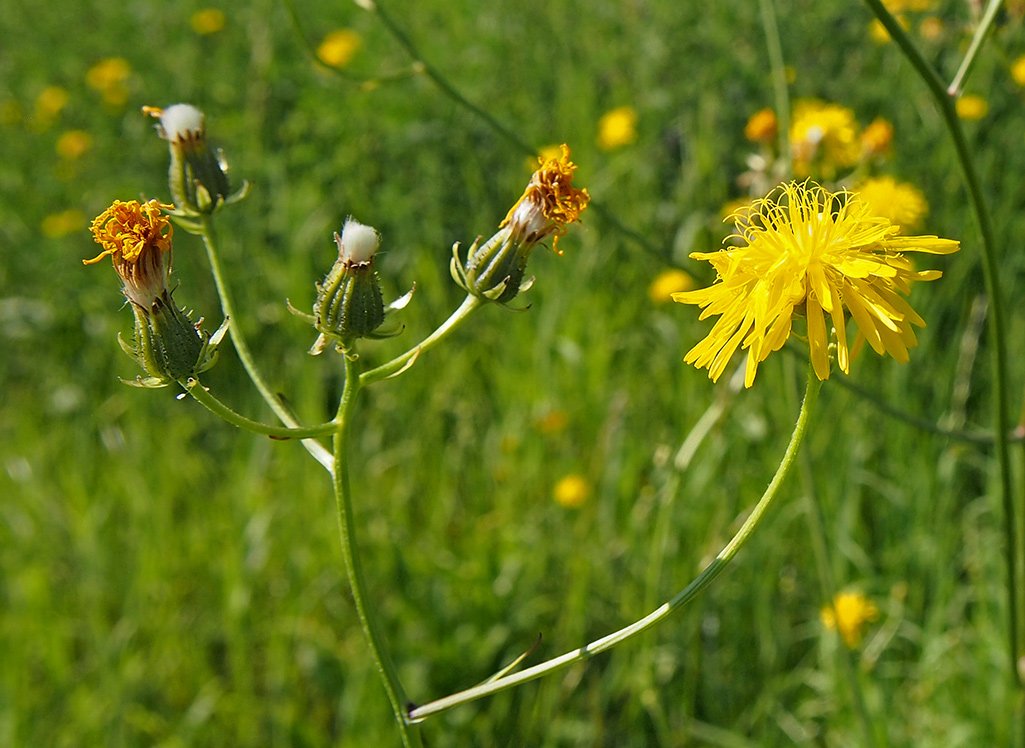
[333,354,422,747]
[197,215,335,472]
[181,378,344,438]
[860,0,1020,686]
[408,366,822,722]
[360,294,483,385]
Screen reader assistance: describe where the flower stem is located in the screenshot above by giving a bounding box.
[758,0,792,172]
[947,0,1004,97]
[360,294,483,385]
[860,0,1020,688]
[196,215,334,472]
[180,377,345,438]
[333,353,422,747]
[408,366,822,722]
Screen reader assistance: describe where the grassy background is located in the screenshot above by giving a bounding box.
[2,0,1025,745]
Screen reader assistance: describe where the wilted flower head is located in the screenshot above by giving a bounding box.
[674,180,959,387]
[821,591,879,648]
[85,199,224,385]
[85,199,174,309]
[454,144,590,302]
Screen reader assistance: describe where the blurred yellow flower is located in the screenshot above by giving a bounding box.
[1011,55,1025,87]
[317,29,362,68]
[854,176,928,230]
[883,0,934,10]
[919,16,944,41]
[744,107,777,144]
[861,117,893,158]
[529,143,565,172]
[956,94,988,120]
[674,181,959,387]
[86,58,132,106]
[554,474,591,508]
[648,269,694,304]
[190,8,226,35]
[821,591,879,648]
[790,99,861,178]
[42,209,87,238]
[34,86,69,127]
[597,106,638,151]
[719,197,755,223]
[868,15,910,44]
[536,409,569,435]
[56,130,93,160]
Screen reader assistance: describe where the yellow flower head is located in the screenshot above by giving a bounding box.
[501,144,590,254]
[790,100,861,178]
[317,29,362,68]
[861,117,893,158]
[854,176,928,231]
[956,94,988,120]
[649,269,695,304]
[86,199,174,308]
[554,474,591,508]
[597,106,638,151]
[190,8,226,35]
[821,591,879,648]
[85,58,132,106]
[744,107,778,144]
[1013,55,1025,87]
[673,180,959,387]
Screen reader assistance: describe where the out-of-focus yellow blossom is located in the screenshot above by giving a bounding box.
[821,591,879,648]
[861,117,893,158]
[56,130,93,160]
[317,29,362,68]
[86,58,132,106]
[42,209,87,238]
[597,106,638,151]
[648,269,695,304]
[554,474,591,508]
[854,177,928,231]
[674,180,959,387]
[719,197,755,223]
[744,108,777,144]
[919,16,944,40]
[956,95,988,120]
[34,86,69,127]
[1011,55,1025,87]
[536,409,569,435]
[190,8,226,35]
[790,100,861,178]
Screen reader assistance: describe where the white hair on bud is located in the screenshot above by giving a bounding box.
[160,104,205,141]
[338,218,380,263]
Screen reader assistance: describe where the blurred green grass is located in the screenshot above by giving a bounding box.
[2,0,1025,745]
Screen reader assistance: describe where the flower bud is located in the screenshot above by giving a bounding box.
[453,144,589,303]
[86,199,225,386]
[143,103,241,215]
[310,218,386,353]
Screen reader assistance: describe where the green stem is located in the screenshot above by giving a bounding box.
[947,0,1004,97]
[197,215,335,472]
[409,367,822,722]
[333,354,422,747]
[181,378,344,438]
[360,294,483,385]
[757,0,792,173]
[861,0,1020,687]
